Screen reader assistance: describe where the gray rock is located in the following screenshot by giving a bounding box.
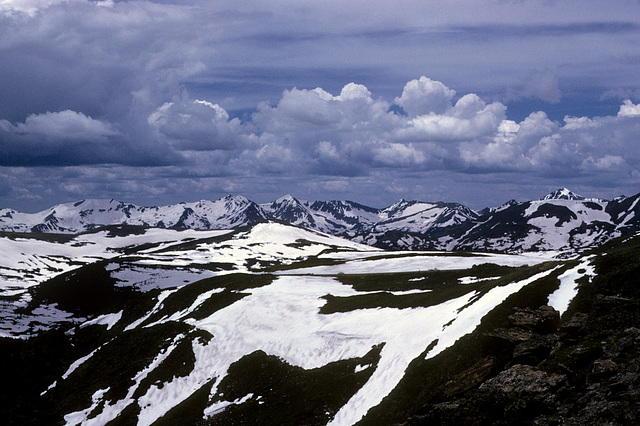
[509,306,560,334]
[559,312,589,336]
[513,335,558,365]
[590,359,619,381]
[479,364,566,395]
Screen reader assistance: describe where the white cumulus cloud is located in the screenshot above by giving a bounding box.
[618,100,640,117]
[395,76,456,117]
[148,99,254,151]
[0,110,117,141]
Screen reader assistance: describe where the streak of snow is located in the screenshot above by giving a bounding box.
[621,210,636,225]
[124,289,177,331]
[80,311,123,331]
[163,288,226,323]
[548,256,595,315]
[64,335,184,426]
[41,380,57,396]
[203,393,255,417]
[388,289,432,295]
[458,276,500,285]
[62,348,100,380]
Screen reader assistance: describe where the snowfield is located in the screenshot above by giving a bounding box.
[62,263,561,426]
[280,251,548,275]
[0,228,232,337]
[0,228,233,293]
[0,223,376,338]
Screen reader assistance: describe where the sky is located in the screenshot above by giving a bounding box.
[1,0,639,212]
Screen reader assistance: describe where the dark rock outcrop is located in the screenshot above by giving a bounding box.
[399,235,640,426]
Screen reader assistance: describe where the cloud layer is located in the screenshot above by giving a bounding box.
[0,0,639,210]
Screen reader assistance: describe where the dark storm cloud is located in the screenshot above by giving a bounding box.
[0,109,182,166]
[0,0,211,123]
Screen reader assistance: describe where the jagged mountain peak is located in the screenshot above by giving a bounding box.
[479,199,518,216]
[221,194,251,205]
[275,194,299,203]
[269,194,309,211]
[381,199,419,216]
[542,188,585,201]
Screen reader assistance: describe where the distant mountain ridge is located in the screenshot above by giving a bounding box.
[0,195,269,234]
[1,188,639,254]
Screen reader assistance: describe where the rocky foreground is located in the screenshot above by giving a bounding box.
[396,235,640,425]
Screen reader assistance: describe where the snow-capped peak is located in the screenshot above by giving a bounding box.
[275,194,298,203]
[541,188,585,201]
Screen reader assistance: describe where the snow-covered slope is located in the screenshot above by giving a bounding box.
[449,188,638,253]
[261,196,385,234]
[542,188,588,200]
[0,227,233,294]
[370,200,479,234]
[261,196,480,238]
[0,222,377,338]
[349,188,640,254]
[5,218,586,426]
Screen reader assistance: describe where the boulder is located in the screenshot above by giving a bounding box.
[508,306,560,334]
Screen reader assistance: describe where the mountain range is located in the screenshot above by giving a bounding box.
[2,188,639,254]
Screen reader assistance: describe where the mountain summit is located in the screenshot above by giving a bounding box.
[541,188,586,201]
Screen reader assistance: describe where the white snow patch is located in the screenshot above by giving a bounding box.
[354,364,371,373]
[548,256,595,315]
[62,348,100,380]
[64,388,110,425]
[280,252,547,275]
[203,393,255,417]
[458,276,500,285]
[104,262,119,271]
[80,311,123,331]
